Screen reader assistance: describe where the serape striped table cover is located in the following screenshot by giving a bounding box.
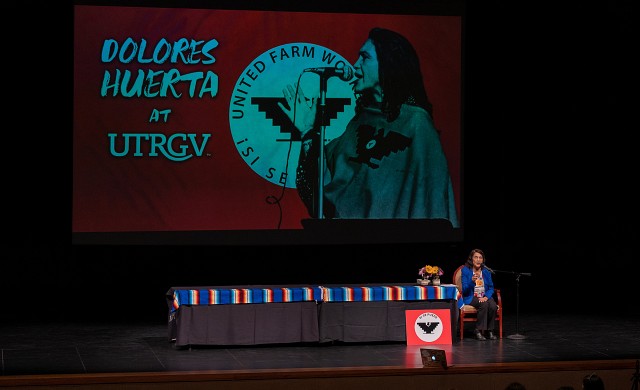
[171,286,323,312]
[171,284,462,312]
[318,284,463,309]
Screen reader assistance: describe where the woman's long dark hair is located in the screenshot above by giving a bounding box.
[465,248,486,269]
[356,27,433,122]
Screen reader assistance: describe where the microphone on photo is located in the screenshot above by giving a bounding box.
[303,65,354,81]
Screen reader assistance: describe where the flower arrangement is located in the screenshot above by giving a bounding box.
[418,265,444,280]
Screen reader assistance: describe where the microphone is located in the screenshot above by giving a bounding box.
[484,265,495,274]
[304,65,354,81]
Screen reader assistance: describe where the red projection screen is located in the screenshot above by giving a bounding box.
[72,2,464,245]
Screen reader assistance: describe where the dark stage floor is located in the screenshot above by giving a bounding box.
[1,312,638,377]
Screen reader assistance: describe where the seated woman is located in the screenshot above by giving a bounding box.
[460,248,498,340]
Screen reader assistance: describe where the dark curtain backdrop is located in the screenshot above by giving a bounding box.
[4,0,635,322]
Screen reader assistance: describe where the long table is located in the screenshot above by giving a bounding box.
[167,283,461,347]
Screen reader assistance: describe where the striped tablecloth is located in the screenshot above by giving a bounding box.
[171,286,323,311]
[170,284,462,312]
[318,284,463,309]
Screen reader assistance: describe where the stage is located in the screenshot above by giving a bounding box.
[1,312,638,389]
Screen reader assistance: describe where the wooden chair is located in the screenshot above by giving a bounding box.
[452,265,503,340]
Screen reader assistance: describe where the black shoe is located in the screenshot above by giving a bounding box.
[475,331,486,340]
[487,331,497,340]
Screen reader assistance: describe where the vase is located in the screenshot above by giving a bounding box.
[418,278,430,286]
[432,276,441,286]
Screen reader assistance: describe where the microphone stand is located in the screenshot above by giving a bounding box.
[493,269,532,340]
[316,75,329,219]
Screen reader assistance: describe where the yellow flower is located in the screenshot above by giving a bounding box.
[419,265,444,278]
